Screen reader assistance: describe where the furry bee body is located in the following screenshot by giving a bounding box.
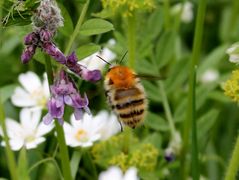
[104,65,147,128]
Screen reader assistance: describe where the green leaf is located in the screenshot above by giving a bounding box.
[142,81,162,102]
[17,147,30,180]
[0,84,17,103]
[79,18,114,36]
[144,112,168,131]
[76,43,101,60]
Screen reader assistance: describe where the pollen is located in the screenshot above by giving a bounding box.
[223,70,239,102]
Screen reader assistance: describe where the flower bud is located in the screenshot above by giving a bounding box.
[21,45,36,64]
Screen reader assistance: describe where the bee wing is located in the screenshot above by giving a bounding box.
[135,74,165,80]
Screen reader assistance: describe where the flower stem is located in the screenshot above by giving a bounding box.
[64,0,90,55]
[127,13,136,69]
[181,0,207,179]
[224,134,239,180]
[70,150,82,179]
[44,56,73,180]
[0,94,18,180]
[158,81,176,137]
[228,0,239,41]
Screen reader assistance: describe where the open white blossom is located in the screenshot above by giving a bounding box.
[0,108,54,151]
[64,111,120,147]
[79,39,116,71]
[226,42,239,63]
[171,1,193,23]
[11,71,50,110]
[98,166,139,180]
[200,69,219,84]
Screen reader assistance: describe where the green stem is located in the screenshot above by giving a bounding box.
[225,135,239,180]
[158,81,176,137]
[181,0,207,179]
[228,0,239,41]
[64,0,90,55]
[0,94,18,180]
[127,13,136,69]
[163,0,171,30]
[44,56,73,180]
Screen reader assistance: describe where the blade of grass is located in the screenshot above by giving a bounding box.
[70,150,82,179]
[0,93,18,180]
[181,0,207,180]
[224,135,239,180]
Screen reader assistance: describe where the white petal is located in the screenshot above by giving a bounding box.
[5,118,23,138]
[43,73,50,98]
[229,55,239,63]
[99,166,123,180]
[36,122,54,137]
[11,87,36,107]
[124,167,139,180]
[26,137,45,149]
[20,108,41,130]
[18,72,42,93]
[9,138,24,151]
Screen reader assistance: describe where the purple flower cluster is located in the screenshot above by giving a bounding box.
[21,30,101,82]
[43,70,91,125]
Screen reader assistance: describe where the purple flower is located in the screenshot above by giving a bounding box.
[42,42,66,64]
[21,45,37,64]
[66,52,102,82]
[43,70,91,125]
[24,32,39,45]
[43,98,64,125]
[39,29,53,42]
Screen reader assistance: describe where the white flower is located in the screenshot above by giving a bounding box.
[11,71,50,110]
[64,111,121,147]
[90,111,121,140]
[0,108,54,151]
[171,1,193,23]
[99,166,139,180]
[200,69,219,83]
[79,39,116,71]
[226,42,239,63]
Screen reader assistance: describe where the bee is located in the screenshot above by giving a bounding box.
[97,55,147,129]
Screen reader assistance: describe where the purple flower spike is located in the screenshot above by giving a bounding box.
[42,42,66,64]
[66,52,77,67]
[21,45,36,64]
[24,32,39,45]
[39,29,53,42]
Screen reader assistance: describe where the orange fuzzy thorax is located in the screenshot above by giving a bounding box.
[107,66,136,88]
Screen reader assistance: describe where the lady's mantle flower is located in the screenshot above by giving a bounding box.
[226,43,239,63]
[43,70,90,125]
[0,109,53,151]
[171,1,193,23]
[101,0,155,17]
[223,70,239,102]
[63,113,102,147]
[98,166,139,180]
[11,71,49,110]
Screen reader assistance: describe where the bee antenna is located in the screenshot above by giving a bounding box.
[96,55,111,65]
[119,51,128,64]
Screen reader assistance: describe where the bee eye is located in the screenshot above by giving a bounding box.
[109,78,113,85]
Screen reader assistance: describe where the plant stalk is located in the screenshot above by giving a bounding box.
[44,56,73,180]
[181,0,207,179]
[127,13,136,69]
[64,0,90,55]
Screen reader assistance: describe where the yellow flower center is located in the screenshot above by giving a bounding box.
[75,129,87,142]
[25,135,36,143]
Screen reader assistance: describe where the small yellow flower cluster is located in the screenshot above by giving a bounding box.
[223,70,239,102]
[101,0,155,17]
[91,132,159,172]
